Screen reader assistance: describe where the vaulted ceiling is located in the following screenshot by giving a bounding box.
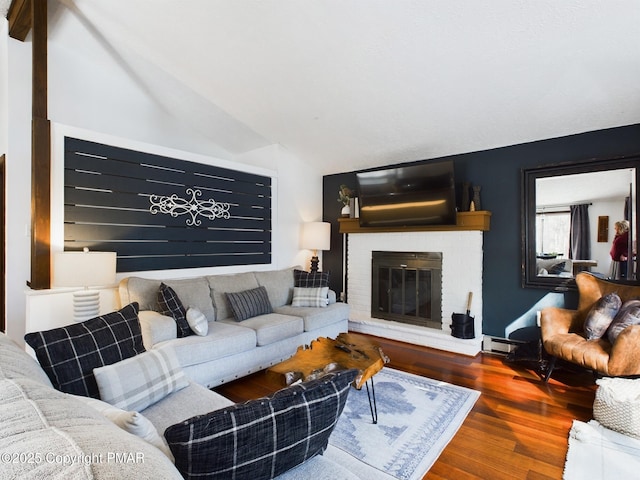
[6,1,640,175]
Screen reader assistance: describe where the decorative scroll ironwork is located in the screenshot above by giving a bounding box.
[149,188,231,226]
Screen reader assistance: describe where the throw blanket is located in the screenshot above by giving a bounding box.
[564,420,640,479]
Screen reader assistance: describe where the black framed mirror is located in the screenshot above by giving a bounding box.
[522,157,639,291]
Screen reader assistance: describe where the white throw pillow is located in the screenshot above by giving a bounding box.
[291,286,329,308]
[186,307,208,336]
[94,344,188,412]
[68,393,173,459]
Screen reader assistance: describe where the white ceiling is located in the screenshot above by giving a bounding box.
[8,1,640,175]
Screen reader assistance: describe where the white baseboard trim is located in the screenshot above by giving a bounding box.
[348,318,482,356]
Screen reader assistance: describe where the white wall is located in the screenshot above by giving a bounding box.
[235,144,325,270]
[5,30,33,344]
[6,11,323,344]
[0,18,7,152]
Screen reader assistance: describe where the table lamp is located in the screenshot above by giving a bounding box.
[301,222,331,272]
[53,248,117,322]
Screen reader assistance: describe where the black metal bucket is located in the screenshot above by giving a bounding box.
[451,312,475,339]
[451,292,475,339]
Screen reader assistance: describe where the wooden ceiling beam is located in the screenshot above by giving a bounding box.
[7,0,32,41]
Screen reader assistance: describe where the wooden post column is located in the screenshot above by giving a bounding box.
[9,0,51,289]
[30,0,51,289]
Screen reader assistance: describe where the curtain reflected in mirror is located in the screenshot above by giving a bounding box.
[522,159,639,290]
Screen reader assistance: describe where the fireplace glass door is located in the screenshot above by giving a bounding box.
[372,252,442,329]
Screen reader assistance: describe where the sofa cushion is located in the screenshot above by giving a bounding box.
[294,269,330,288]
[186,307,208,336]
[120,276,216,322]
[207,272,260,320]
[141,382,234,439]
[24,303,145,398]
[68,393,172,459]
[292,286,329,307]
[226,286,273,321]
[157,321,257,368]
[277,449,361,480]
[607,299,640,344]
[584,292,622,340]
[0,333,53,387]
[138,311,178,349]
[94,344,188,412]
[222,313,304,346]
[0,377,182,479]
[254,267,295,307]
[158,283,193,338]
[164,369,358,480]
[275,302,349,332]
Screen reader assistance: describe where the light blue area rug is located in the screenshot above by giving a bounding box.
[329,367,480,480]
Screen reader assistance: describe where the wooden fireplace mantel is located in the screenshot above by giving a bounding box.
[338,211,491,234]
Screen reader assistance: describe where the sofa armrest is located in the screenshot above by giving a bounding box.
[138,311,177,350]
[328,289,337,304]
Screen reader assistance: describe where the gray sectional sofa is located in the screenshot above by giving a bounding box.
[1,331,390,479]
[1,267,373,478]
[118,266,349,388]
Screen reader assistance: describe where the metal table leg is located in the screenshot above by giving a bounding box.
[365,377,378,424]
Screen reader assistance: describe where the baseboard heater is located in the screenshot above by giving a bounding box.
[482,336,527,355]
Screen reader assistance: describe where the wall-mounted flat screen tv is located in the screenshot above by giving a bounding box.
[356,160,457,227]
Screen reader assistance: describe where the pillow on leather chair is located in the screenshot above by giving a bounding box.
[584,292,622,340]
[606,299,640,344]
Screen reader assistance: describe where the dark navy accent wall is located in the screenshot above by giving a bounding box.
[64,137,272,272]
[323,124,640,337]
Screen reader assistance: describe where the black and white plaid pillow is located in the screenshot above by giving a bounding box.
[94,344,188,411]
[165,369,358,480]
[291,287,329,307]
[157,283,193,337]
[294,269,329,288]
[225,286,273,321]
[24,303,145,398]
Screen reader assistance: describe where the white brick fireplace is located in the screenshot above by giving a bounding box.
[346,230,484,355]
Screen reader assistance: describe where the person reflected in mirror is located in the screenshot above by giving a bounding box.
[609,220,630,279]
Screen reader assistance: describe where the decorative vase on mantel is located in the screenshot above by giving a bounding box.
[472,185,482,211]
[341,203,351,217]
[338,184,354,218]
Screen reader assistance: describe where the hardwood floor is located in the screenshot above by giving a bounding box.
[214,335,597,480]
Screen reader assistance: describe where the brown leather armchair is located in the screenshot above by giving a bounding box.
[540,272,640,381]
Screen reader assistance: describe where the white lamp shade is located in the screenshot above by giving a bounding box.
[53,251,117,288]
[301,222,331,251]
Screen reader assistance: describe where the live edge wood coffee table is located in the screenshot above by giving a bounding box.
[266,333,390,423]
